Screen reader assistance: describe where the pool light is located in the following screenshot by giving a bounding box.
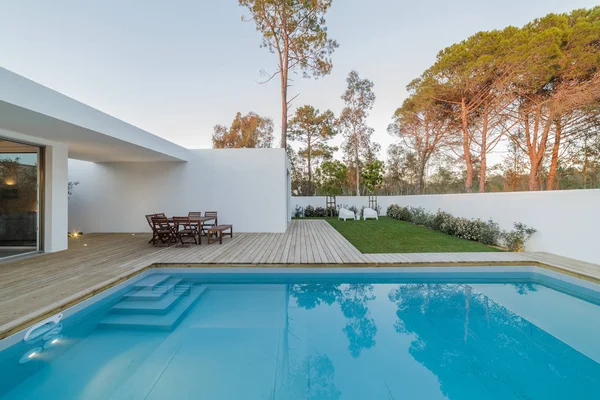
[19,347,42,364]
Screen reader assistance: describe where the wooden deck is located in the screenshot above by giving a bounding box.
[0,220,598,338]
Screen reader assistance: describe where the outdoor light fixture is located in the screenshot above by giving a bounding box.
[19,347,42,364]
[4,178,16,186]
[43,335,63,349]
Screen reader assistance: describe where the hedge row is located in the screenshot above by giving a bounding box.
[386,204,536,251]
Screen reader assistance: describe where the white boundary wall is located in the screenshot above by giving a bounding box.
[293,190,600,265]
[69,148,290,234]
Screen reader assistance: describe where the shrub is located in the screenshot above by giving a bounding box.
[386,204,403,219]
[503,223,537,252]
[325,206,338,217]
[429,210,453,231]
[385,203,534,250]
[304,205,315,217]
[480,219,502,246]
[293,205,303,218]
[407,206,430,225]
[439,214,459,236]
[386,204,411,221]
[454,218,485,242]
[314,207,327,217]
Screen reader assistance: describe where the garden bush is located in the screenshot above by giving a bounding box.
[407,206,430,225]
[386,204,403,219]
[386,203,533,250]
[398,207,412,222]
[429,211,453,231]
[479,219,502,246]
[304,205,316,217]
[326,206,338,217]
[293,205,303,218]
[503,223,537,251]
[314,207,327,217]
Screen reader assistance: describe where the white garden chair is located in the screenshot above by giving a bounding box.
[338,208,356,221]
[363,207,379,220]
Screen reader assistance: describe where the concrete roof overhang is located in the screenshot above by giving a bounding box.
[0,67,191,162]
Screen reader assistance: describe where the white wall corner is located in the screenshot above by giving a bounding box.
[44,143,69,252]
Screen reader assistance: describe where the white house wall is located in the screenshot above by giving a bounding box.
[68,148,289,234]
[293,191,600,265]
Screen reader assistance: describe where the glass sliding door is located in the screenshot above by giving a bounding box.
[0,139,41,259]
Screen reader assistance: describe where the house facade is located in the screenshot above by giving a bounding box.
[0,67,291,260]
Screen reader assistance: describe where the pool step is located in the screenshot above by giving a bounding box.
[111,285,191,315]
[132,274,171,289]
[99,285,206,331]
[123,278,183,301]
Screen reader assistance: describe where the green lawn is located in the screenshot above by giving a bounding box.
[326,216,502,253]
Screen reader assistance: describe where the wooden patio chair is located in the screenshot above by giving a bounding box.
[188,212,203,237]
[151,217,176,247]
[202,211,218,235]
[172,216,199,246]
[145,214,157,244]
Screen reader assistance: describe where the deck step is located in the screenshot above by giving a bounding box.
[124,278,183,301]
[99,285,206,331]
[133,274,171,289]
[111,285,190,315]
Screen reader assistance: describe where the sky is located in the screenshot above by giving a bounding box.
[0,0,597,161]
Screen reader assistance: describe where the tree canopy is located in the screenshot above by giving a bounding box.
[212,112,274,148]
[282,7,600,196]
[289,105,337,195]
[240,0,338,148]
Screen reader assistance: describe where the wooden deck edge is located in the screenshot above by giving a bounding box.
[1,260,597,340]
[152,261,599,283]
[0,263,157,340]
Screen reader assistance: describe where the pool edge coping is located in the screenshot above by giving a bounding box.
[1,260,598,340]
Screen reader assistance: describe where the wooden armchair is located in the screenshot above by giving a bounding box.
[203,211,218,233]
[172,216,199,245]
[146,213,168,244]
[151,217,176,247]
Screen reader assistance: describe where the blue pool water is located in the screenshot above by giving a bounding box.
[0,267,599,399]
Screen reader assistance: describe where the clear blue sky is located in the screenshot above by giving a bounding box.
[0,0,597,157]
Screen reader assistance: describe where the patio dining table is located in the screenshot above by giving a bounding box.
[167,216,217,238]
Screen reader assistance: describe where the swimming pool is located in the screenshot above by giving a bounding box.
[0,266,598,399]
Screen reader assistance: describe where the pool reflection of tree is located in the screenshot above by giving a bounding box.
[286,353,341,400]
[388,284,600,400]
[511,282,538,295]
[289,283,377,358]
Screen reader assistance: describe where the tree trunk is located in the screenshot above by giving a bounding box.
[546,118,562,190]
[524,105,554,191]
[461,98,474,193]
[354,125,360,196]
[307,140,312,195]
[417,158,426,195]
[582,136,589,188]
[479,108,488,193]
[279,33,290,149]
[528,162,540,191]
[280,69,288,149]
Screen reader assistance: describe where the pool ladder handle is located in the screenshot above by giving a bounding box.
[23,313,63,342]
